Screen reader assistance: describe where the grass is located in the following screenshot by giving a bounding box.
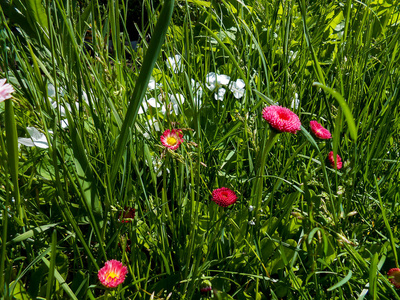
[0,0,399,299]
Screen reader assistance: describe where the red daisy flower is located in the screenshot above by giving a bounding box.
[98,260,128,288]
[310,120,332,139]
[211,187,237,207]
[119,206,135,223]
[160,129,184,150]
[388,268,400,289]
[328,151,343,169]
[262,105,301,134]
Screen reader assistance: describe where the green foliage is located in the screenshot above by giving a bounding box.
[0,0,399,299]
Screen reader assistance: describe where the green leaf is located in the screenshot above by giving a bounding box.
[327,270,352,291]
[313,82,358,141]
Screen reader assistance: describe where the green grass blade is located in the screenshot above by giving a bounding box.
[111,0,175,186]
[313,82,358,141]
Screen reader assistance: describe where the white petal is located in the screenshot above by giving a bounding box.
[26,127,43,140]
[214,88,226,101]
[61,119,69,128]
[217,74,230,85]
[171,93,185,105]
[147,97,161,108]
[47,83,56,97]
[205,72,217,90]
[148,78,156,90]
[18,137,35,147]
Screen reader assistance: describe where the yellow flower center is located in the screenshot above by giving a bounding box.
[106,271,118,281]
[167,136,177,145]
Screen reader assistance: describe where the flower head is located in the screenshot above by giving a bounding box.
[200,279,212,294]
[328,151,343,169]
[166,54,184,73]
[228,79,246,99]
[160,129,184,150]
[211,187,237,207]
[388,268,400,289]
[310,121,332,139]
[98,260,128,288]
[262,105,301,134]
[0,78,15,102]
[206,72,230,101]
[119,207,135,223]
[18,127,50,149]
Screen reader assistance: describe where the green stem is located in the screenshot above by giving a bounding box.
[253,129,280,222]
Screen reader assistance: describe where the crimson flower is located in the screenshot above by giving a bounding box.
[262,105,301,134]
[0,78,15,102]
[98,260,128,288]
[160,129,184,150]
[119,207,135,223]
[310,120,332,139]
[388,268,400,289]
[328,151,343,169]
[211,187,237,207]
[200,279,212,294]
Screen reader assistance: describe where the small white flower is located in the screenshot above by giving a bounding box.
[206,72,230,101]
[248,220,256,226]
[249,205,255,212]
[206,72,230,91]
[228,79,245,99]
[165,54,184,73]
[18,127,50,149]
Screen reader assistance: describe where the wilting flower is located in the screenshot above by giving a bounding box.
[228,79,245,99]
[160,129,184,150]
[98,260,128,288]
[211,187,237,207]
[119,207,135,223]
[262,105,301,134]
[206,72,230,101]
[166,54,184,73]
[310,121,332,139]
[328,151,343,169]
[388,268,400,289]
[0,78,15,102]
[200,279,212,294]
[18,127,50,149]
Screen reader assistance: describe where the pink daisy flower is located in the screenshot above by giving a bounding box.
[328,151,343,169]
[0,78,15,102]
[98,260,128,288]
[118,206,135,223]
[310,121,332,139]
[160,129,184,150]
[388,268,400,289]
[211,187,237,207]
[262,105,301,134]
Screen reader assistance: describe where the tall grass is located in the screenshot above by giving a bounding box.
[0,0,399,298]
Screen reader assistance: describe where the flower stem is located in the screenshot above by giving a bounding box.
[253,129,280,222]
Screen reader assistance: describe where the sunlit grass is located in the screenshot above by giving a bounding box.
[0,0,399,299]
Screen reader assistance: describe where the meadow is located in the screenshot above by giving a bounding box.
[0,0,399,299]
